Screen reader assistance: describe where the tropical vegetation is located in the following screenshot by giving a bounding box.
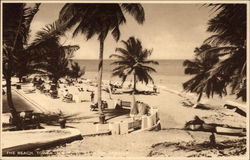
[2,3,80,129]
[183,44,227,102]
[68,62,85,80]
[183,4,247,102]
[110,36,159,93]
[3,3,41,128]
[31,23,80,87]
[58,3,145,122]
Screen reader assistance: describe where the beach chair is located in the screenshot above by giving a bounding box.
[101,100,108,110]
[23,110,34,123]
[50,90,58,99]
[121,100,131,108]
[63,93,73,102]
[90,101,108,111]
[90,103,98,111]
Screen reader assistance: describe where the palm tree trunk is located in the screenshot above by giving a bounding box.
[97,39,104,116]
[6,69,20,129]
[133,72,137,93]
[197,91,203,102]
[4,4,24,129]
[19,76,22,83]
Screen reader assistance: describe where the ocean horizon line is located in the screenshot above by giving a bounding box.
[71,58,188,61]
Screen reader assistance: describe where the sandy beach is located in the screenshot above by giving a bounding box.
[3,76,246,157]
[2,2,248,159]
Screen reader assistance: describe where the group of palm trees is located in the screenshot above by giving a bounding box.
[3,3,155,126]
[58,4,150,118]
[3,3,246,128]
[183,4,247,102]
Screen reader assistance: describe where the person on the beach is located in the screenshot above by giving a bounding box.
[209,132,216,147]
[63,89,69,97]
[63,89,73,102]
[109,81,114,93]
[90,91,95,102]
[153,85,157,93]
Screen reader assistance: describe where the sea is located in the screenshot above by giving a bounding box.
[73,59,242,103]
[73,59,191,92]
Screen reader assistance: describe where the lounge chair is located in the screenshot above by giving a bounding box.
[90,103,98,111]
[90,101,108,111]
[63,93,73,102]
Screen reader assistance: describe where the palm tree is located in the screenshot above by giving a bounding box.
[58,3,145,121]
[31,23,80,87]
[3,3,40,128]
[69,62,85,80]
[183,44,227,102]
[110,37,159,93]
[202,4,246,101]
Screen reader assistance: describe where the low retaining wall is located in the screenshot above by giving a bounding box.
[96,107,161,135]
[2,128,82,156]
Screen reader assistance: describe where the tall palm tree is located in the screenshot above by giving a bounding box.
[183,44,227,102]
[202,4,246,101]
[58,4,145,121]
[110,37,159,93]
[3,3,40,128]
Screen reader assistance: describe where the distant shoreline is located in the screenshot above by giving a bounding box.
[71,58,190,61]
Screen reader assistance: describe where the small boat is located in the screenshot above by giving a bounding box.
[216,126,245,136]
[202,123,216,132]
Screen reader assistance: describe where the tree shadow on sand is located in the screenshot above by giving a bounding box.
[148,138,246,157]
[102,108,130,121]
[39,112,97,125]
[117,90,159,96]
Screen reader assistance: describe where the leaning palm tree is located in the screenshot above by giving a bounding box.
[110,37,159,93]
[58,4,145,122]
[202,4,246,101]
[3,3,40,128]
[183,44,228,102]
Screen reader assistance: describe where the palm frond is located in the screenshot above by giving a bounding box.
[110,36,158,87]
[121,4,145,24]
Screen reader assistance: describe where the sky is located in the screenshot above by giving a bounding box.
[29,3,214,60]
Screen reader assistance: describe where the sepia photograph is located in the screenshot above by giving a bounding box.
[1,0,249,158]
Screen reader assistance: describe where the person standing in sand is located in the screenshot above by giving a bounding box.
[153,85,157,93]
[90,91,95,103]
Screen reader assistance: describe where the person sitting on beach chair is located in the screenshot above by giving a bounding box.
[78,87,84,92]
[63,89,73,102]
[90,102,98,111]
[90,101,108,111]
[101,100,108,110]
[50,89,58,98]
